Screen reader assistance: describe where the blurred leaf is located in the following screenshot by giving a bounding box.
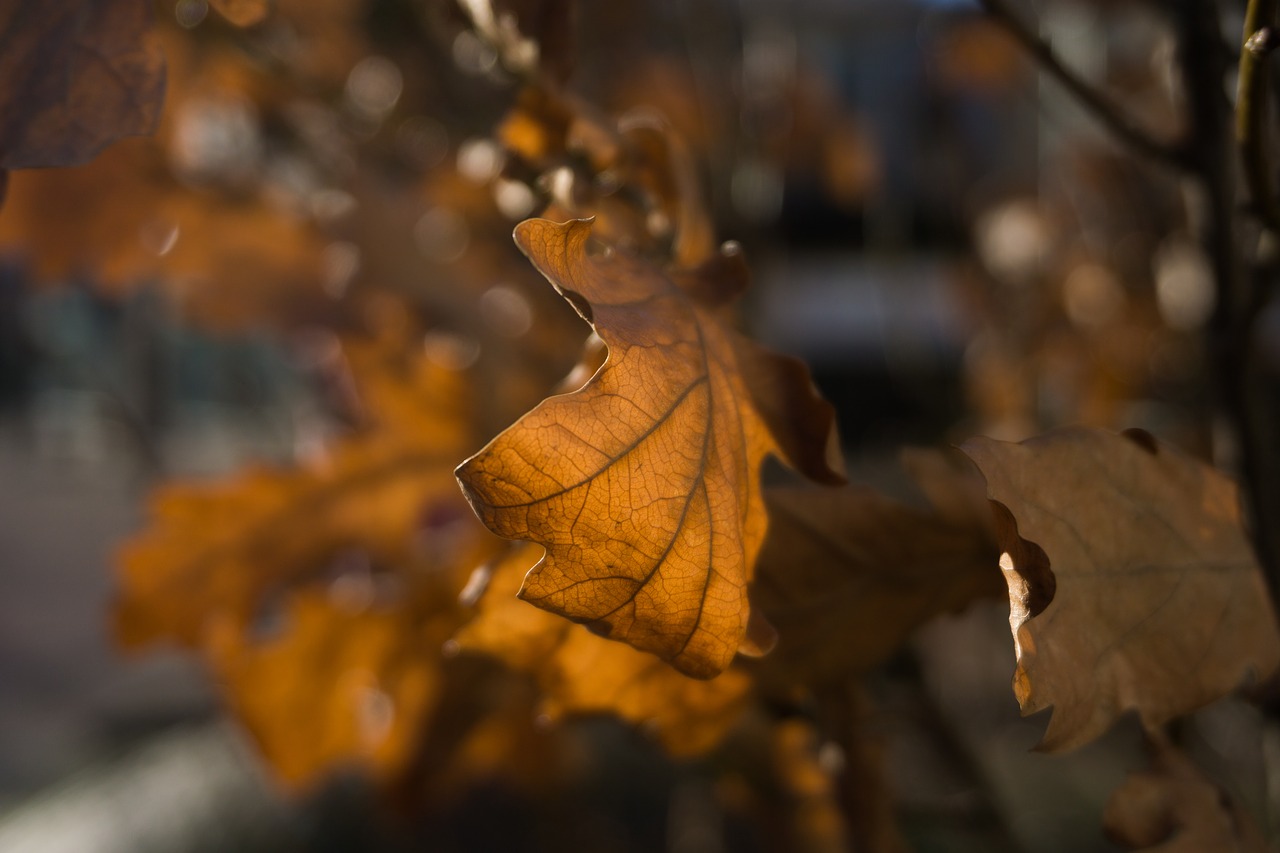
[497,89,715,265]
[962,427,1280,751]
[0,143,328,327]
[208,589,443,787]
[456,217,843,678]
[455,543,753,756]
[751,482,1002,687]
[1104,736,1267,852]
[116,342,479,647]
[0,0,164,171]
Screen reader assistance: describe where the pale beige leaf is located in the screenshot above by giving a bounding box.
[962,427,1280,751]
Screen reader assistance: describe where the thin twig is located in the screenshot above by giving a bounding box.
[1238,0,1280,231]
[977,0,1192,172]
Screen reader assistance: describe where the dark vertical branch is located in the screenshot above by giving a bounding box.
[1178,0,1280,602]
[979,0,1280,607]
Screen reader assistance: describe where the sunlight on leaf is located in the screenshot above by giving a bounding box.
[454,543,753,755]
[456,217,843,678]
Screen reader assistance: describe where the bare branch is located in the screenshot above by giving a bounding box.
[977,0,1192,172]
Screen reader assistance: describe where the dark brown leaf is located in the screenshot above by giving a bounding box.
[752,483,1002,687]
[0,0,165,170]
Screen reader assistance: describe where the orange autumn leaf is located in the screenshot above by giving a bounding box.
[1103,736,1267,852]
[208,590,442,788]
[961,427,1280,752]
[456,217,843,678]
[116,347,478,648]
[751,482,1002,687]
[454,544,753,756]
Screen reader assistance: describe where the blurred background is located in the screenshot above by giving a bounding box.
[0,0,1264,851]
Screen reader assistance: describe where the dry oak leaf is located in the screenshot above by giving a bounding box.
[751,483,1002,688]
[1103,736,1267,852]
[962,427,1280,752]
[208,590,441,788]
[456,218,843,678]
[116,351,478,647]
[454,544,752,756]
[0,0,164,171]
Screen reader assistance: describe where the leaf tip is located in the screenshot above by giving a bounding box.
[512,215,595,254]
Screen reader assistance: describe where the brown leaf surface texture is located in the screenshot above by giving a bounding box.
[454,544,753,755]
[0,0,165,170]
[752,482,1002,687]
[455,217,843,678]
[1104,736,1267,852]
[962,427,1280,752]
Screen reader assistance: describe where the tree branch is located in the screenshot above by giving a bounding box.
[1176,0,1280,612]
[977,0,1192,172]
[1238,0,1280,232]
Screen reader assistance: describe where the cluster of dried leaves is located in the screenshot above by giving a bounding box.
[7,0,1280,848]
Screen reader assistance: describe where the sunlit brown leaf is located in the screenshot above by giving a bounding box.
[751,483,1002,687]
[961,427,1280,751]
[456,217,843,678]
[1104,736,1267,852]
[454,544,753,755]
[208,590,442,788]
[116,346,478,647]
[0,0,165,171]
